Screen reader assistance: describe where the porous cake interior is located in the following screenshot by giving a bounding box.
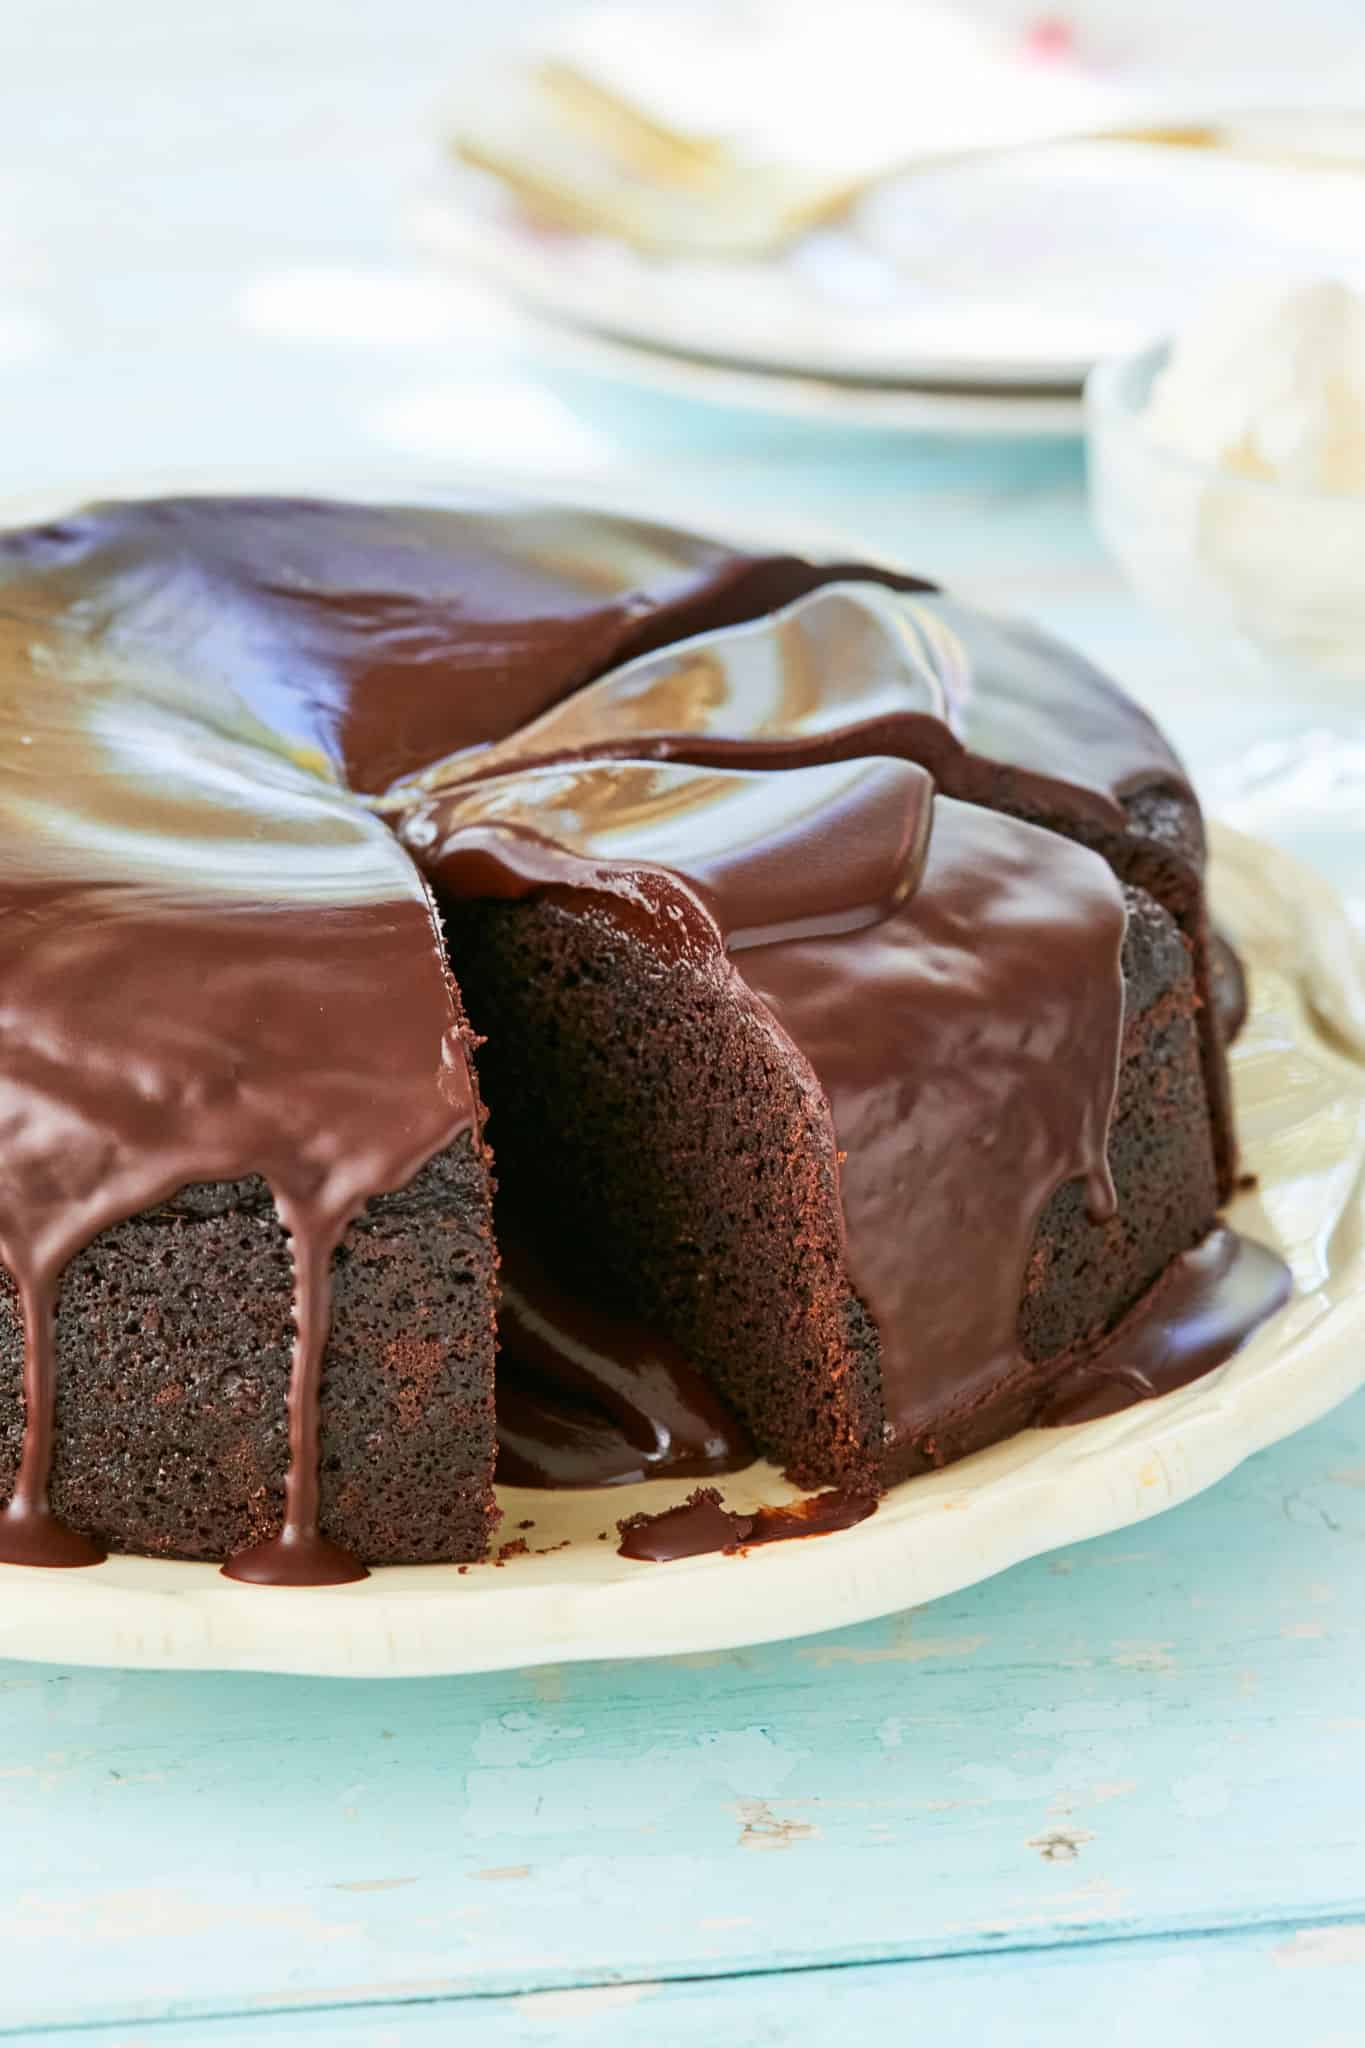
[0,1143,499,1565]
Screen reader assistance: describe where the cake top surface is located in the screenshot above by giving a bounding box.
[7,496,1190,812]
[399,575,1190,839]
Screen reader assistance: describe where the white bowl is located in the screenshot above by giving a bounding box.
[1086,341,1365,700]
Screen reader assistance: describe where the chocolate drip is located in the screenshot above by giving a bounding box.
[743,799,1125,1441]
[0,889,473,1578]
[0,1275,102,1567]
[494,1237,752,1488]
[222,1196,367,1586]
[0,555,475,1576]
[1210,928,1249,1046]
[1039,1227,1291,1426]
[617,1485,877,1562]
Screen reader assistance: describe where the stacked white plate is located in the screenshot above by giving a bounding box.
[418,4,1365,437]
[419,142,1363,437]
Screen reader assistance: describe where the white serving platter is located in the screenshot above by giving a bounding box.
[413,189,1084,440]
[1,820,1361,1678]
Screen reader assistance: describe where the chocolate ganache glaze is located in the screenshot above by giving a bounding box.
[1038,1228,1291,1426]
[389,580,965,789]
[0,496,894,1573]
[399,577,1235,1196]
[399,580,1176,832]
[27,497,924,794]
[0,496,1291,1574]
[617,1485,878,1564]
[494,1234,753,1487]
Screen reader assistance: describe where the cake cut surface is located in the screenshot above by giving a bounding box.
[0,496,1290,1575]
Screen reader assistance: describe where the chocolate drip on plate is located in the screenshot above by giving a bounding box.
[617,1485,877,1563]
[494,1234,752,1488]
[1038,1227,1292,1426]
[221,1196,365,1588]
[1210,928,1250,1046]
[1,1274,101,1568]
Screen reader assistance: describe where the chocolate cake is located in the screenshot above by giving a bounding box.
[0,496,1290,1580]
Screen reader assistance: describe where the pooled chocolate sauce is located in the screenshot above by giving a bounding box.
[1038,1227,1291,1426]
[1210,928,1250,1046]
[617,1484,878,1562]
[494,1236,752,1487]
[615,1222,1292,1559]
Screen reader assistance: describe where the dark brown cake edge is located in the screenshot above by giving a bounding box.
[0,1131,500,1567]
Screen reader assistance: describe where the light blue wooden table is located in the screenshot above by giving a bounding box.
[3,4,1364,2041]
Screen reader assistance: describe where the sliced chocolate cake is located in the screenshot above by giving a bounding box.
[0,497,1289,1576]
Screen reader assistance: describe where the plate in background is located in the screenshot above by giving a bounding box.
[488,296,1085,439]
[418,142,1365,397]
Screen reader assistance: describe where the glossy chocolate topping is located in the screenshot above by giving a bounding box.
[398,580,1192,836]
[494,1234,752,1487]
[403,752,933,954]
[0,495,1283,1575]
[393,582,961,788]
[15,498,924,796]
[0,493,896,1576]
[1210,928,1250,1046]
[405,754,1127,1453]
[1038,1226,1291,1426]
[912,596,1194,812]
[745,801,1127,1442]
